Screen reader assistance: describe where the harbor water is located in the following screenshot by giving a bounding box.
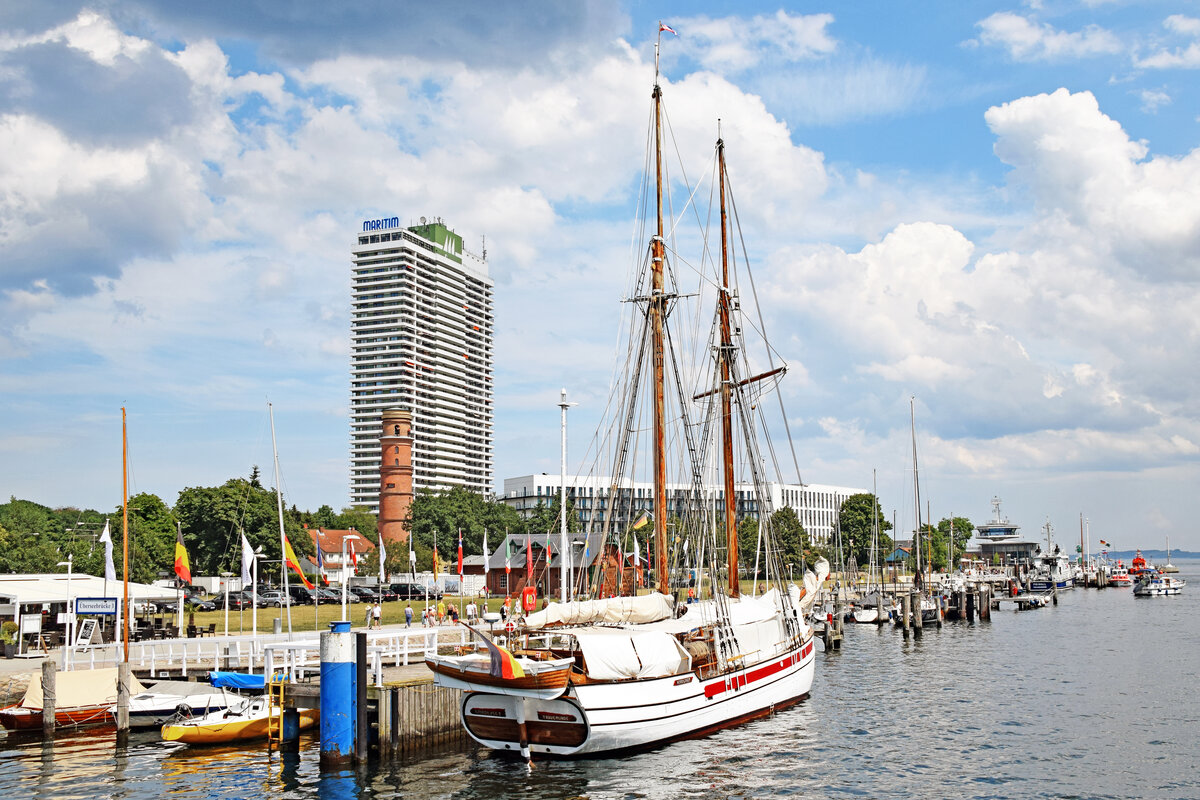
[3,560,1197,800]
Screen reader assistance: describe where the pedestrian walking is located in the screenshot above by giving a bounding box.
[404,603,413,628]
[372,601,382,629]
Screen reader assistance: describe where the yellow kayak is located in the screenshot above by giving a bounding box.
[162,695,319,744]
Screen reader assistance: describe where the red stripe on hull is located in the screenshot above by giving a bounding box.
[704,643,810,699]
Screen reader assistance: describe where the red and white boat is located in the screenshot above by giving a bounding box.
[0,667,146,730]
[1110,561,1132,587]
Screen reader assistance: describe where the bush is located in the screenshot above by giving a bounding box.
[0,621,17,645]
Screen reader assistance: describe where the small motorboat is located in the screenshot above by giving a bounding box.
[117,680,234,728]
[1110,562,1132,587]
[1133,573,1186,597]
[161,693,318,745]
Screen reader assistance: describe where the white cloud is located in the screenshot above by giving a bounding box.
[1136,15,1200,69]
[670,11,837,73]
[986,88,1200,282]
[1137,88,1171,113]
[975,12,1122,61]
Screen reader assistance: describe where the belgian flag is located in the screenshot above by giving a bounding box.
[174,529,192,585]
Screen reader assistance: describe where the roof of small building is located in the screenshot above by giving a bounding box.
[307,527,376,555]
[0,573,177,605]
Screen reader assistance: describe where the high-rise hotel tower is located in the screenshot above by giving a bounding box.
[350,217,494,510]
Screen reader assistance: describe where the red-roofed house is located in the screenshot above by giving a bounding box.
[307,527,376,585]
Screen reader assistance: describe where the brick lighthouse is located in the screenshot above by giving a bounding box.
[379,408,414,546]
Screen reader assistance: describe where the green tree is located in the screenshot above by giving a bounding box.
[403,487,526,573]
[119,492,177,584]
[174,476,309,581]
[769,506,808,573]
[737,517,760,577]
[837,493,893,569]
[938,516,974,562]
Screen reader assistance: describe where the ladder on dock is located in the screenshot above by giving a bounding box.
[266,675,287,744]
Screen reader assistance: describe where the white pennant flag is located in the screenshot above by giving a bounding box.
[99,520,116,582]
[378,536,387,582]
[483,531,489,575]
[240,532,254,586]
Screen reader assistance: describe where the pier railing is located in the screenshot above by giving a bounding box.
[63,625,471,680]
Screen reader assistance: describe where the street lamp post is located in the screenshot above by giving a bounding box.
[558,388,578,603]
[56,553,73,669]
[220,571,234,636]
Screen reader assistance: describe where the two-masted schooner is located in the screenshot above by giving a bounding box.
[428,29,827,759]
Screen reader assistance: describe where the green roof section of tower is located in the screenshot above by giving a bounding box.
[408,221,463,264]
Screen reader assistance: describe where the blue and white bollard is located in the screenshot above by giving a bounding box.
[320,620,356,767]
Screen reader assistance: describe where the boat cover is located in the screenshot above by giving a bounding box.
[20,666,146,710]
[573,628,691,680]
[208,671,265,690]
[522,592,675,629]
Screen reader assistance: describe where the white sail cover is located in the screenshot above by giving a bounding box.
[522,592,675,629]
[21,667,146,710]
[574,628,692,680]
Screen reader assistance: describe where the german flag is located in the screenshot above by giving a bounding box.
[174,528,191,585]
[632,511,651,530]
[282,531,314,590]
[462,623,525,679]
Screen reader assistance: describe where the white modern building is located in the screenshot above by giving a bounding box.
[500,474,865,545]
[350,217,494,509]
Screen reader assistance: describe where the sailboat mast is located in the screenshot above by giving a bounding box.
[910,397,922,579]
[650,64,669,594]
[121,407,129,662]
[269,402,292,635]
[717,135,738,598]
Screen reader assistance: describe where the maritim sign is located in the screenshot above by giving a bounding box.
[362,217,400,232]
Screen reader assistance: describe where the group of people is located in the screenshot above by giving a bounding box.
[362,601,382,629]
[403,599,485,627]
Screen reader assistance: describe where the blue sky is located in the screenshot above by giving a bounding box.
[2,2,1199,550]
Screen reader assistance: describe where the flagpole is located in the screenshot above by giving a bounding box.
[176,522,185,637]
[252,554,258,638]
[341,535,348,621]
[121,408,129,663]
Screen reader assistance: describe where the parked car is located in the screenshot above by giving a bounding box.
[318,587,344,604]
[390,581,430,600]
[259,590,290,607]
[223,591,256,610]
[187,598,217,612]
[350,586,376,602]
[287,586,317,605]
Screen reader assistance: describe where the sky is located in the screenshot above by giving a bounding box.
[2,1,1199,550]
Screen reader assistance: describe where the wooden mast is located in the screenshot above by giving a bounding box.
[121,407,130,662]
[717,135,738,597]
[651,44,669,595]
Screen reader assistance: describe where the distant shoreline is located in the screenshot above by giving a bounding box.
[1090,550,1197,560]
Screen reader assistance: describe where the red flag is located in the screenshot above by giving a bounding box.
[457,530,464,577]
[349,539,358,567]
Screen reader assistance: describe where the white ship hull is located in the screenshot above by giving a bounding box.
[461,636,815,756]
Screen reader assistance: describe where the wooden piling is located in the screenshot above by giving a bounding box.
[41,661,55,737]
[900,593,910,637]
[912,591,923,634]
[966,590,975,623]
[116,662,130,740]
